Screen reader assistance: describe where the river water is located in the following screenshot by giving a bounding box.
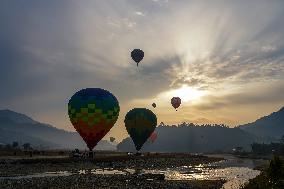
[143,154,266,189]
[0,154,267,189]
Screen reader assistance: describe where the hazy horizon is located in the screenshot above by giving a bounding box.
[1,0,284,141]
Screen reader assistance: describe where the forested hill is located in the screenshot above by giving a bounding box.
[0,109,115,150]
[117,123,269,153]
[239,106,284,138]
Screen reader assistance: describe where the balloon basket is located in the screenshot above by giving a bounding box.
[88,151,95,159]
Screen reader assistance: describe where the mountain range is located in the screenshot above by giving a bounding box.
[0,109,116,150]
[239,107,284,138]
[0,106,283,152]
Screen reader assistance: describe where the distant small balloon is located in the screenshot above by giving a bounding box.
[152,103,156,108]
[131,49,144,67]
[110,137,115,142]
[171,97,181,111]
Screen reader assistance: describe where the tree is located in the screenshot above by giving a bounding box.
[236,146,243,152]
[5,144,12,150]
[267,156,284,187]
[280,135,284,144]
[12,141,18,148]
[23,143,31,150]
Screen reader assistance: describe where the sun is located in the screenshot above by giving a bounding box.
[140,85,207,106]
[168,85,206,102]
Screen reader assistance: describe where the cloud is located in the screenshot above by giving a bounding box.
[0,0,284,137]
[195,81,284,111]
[134,11,145,16]
[261,45,277,53]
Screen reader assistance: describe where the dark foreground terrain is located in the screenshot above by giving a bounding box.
[242,156,284,189]
[0,151,224,189]
[0,174,225,189]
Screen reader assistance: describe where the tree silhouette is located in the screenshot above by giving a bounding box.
[23,143,31,150]
[12,141,18,148]
[267,156,284,187]
[280,135,284,144]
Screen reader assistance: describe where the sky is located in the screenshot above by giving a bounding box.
[1,0,284,141]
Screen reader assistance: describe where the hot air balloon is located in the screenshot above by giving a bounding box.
[171,97,181,111]
[124,108,157,152]
[110,137,115,142]
[152,103,156,108]
[149,132,157,143]
[131,49,144,67]
[68,88,120,151]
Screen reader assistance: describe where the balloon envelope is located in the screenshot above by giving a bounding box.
[149,132,157,143]
[68,88,120,151]
[152,103,156,108]
[124,108,157,151]
[131,49,144,66]
[171,97,181,110]
[110,137,115,142]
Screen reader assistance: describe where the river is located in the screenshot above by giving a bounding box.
[144,154,267,189]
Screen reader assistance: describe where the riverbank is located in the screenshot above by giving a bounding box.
[0,153,223,177]
[0,153,225,189]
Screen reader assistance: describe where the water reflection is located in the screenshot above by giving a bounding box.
[154,167,260,189]
[142,155,264,189]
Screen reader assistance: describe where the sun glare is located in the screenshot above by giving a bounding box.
[168,85,206,102]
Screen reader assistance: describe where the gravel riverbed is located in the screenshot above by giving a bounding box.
[0,174,225,189]
[0,153,224,189]
[0,154,222,177]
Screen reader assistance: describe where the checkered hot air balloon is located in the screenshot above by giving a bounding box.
[68,88,120,151]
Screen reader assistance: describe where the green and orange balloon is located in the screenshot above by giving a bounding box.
[68,88,120,151]
[124,108,157,151]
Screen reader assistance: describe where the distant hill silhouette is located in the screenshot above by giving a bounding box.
[0,110,37,124]
[117,123,269,153]
[2,106,283,152]
[0,109,115,150]
[118,107,284,153]
[239,107,284,138]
